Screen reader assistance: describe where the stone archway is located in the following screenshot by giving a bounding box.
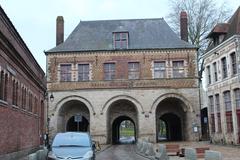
[107,99,138,144]
[66,115,89,132]
[155,97,188,142]
[57,100,90,133]
[112,116,136,144]
[159,113,182,141]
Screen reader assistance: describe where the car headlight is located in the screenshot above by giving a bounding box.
[48,151,57,160]
[83,151,93,159]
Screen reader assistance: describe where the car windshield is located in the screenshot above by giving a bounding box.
[52,133,91,147]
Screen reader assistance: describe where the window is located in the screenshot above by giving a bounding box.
[22,87,27,110]
[234,88,240,110]
[154,61,166,78]
[211,114,215,133]
[12,80,18,106]
[230,52,237,75]
[33,97,37,114]
[213,62,217,82]
[226,112,233,133]
[215,94,220,112]
[0,71,4,100]
[221,57,227,79]
[209,96,214,113]
[209,96,215,133]
[104,63,115,80]
[2,73,8,101]
[29,92,32,112]
[224,91,233,133]
[215,94,221,132]
[113,32,128,49]
[60,64,72,81]
[128,62,140,80]
[223,91,231,111]
[207,66,211,84]
[78,64,89,81]
[172,61,184,78]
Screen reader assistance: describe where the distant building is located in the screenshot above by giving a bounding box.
[203,7,240,145]
[45,12,200,144]
[0,6,46,159]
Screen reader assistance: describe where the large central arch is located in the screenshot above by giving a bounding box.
[107,99,138,144]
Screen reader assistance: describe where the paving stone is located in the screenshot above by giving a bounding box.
[184,148,197,160]
[205,150,222,160]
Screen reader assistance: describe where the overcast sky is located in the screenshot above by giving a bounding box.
[0,0,239,72]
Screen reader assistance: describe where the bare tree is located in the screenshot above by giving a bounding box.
[167,0,231,80]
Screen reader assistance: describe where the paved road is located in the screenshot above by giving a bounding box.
[96,144,149,160]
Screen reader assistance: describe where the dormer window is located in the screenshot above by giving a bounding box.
[113,32,128,49]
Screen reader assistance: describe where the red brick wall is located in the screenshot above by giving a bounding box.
[0,106,39,154]
[0,6,46,156]
[48,49,198,91]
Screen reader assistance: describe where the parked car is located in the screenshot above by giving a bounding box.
[48,132,95,160]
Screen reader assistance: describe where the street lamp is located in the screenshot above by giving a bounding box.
[45,92,54,147]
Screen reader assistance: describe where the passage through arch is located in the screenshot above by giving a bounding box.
[156,97,187,142]
[107,99,138,144]
[57,100,90,133]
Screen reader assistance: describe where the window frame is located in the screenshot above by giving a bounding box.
[230,52,237,75]
[234,88,240,110]
[221,57,227,79]
[153,61,166,79]
[113,32,129,49]
[60,64,72,82]
[207,65,211,84]
[78,63,90,81]
[104,63,116,80]
[128,62,140,80]
[213,62,218,82]
[172,60,185,78]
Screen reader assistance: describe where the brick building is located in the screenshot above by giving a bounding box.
[0,6,46,159]
[45,12,200,144]
[203,7,240,145]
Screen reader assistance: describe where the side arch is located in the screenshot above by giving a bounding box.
[150,93,193,113]
[55,95,95,115]
[101,95,144,114]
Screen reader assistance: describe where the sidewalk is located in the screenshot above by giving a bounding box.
[155,141,240,160]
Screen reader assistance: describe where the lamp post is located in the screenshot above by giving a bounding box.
[46,92,54,147]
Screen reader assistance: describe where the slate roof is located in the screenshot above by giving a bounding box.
[206,6,240,52]
[46,18,195,53]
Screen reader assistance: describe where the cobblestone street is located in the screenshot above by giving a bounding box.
[96,142,240,160]
[96,144,149,160]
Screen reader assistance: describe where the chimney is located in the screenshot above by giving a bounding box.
[56,16,64,46]
[180,11,188,42]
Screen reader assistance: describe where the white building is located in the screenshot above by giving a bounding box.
[203,7,240,145]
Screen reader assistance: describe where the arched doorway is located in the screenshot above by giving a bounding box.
[107,99,138,144]
[57,100,90,133]
[66,115,89,132]
[112,116,136,144]
[159,113,182,141]
[156,97,187,142]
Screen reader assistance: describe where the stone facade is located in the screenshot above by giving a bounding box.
[0,6,46,159]
[46,16,200,144]
[203,7,240,145]
[46,49,200,144]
